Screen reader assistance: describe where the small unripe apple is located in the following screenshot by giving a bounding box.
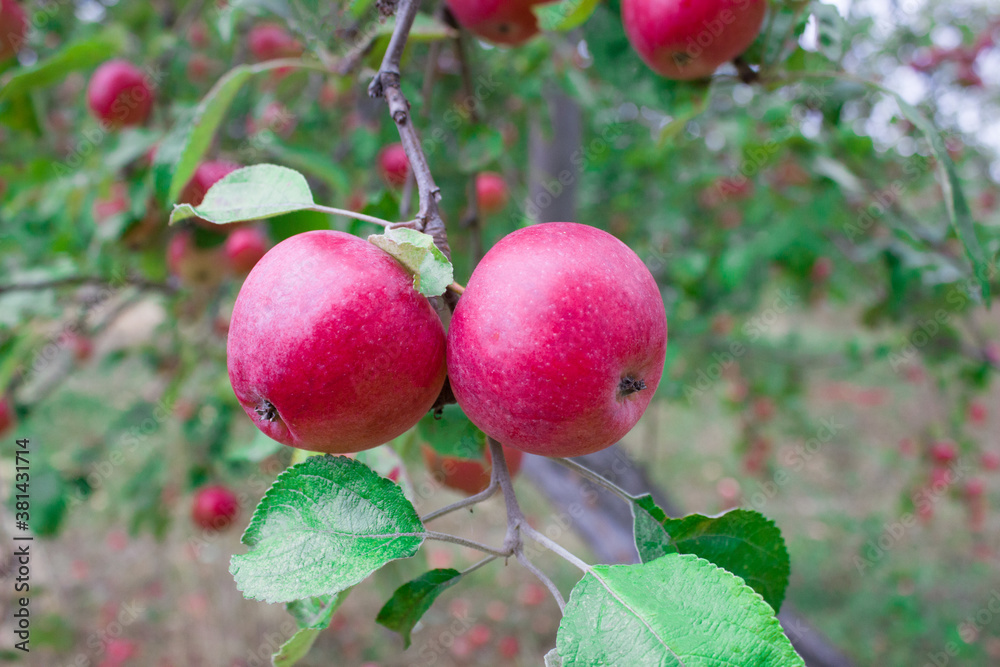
[622,0,767,80]
[378,143,410,187]
[225,227,270,274]
[248,23,302,61]
[448,223,667,457]
[0,0,27,60]
[191,484,240,530]
[87,60,155,128]
[227,231,447,453]
[446,0,556,46]
[0,397,15,437]
[476,172,508,214]
[422,442,524,496]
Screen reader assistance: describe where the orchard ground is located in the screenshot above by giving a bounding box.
[3,292,998,666]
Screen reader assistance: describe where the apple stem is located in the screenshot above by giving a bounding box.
[552,456,638,503]
[308,204,398,228]
[521,524,591,574]
[460,554,498,576]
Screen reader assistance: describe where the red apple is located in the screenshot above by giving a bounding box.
[422,442,524,496]
[225,227,270,274]
[181,160,242,207]
[189,21,209,49]
[930,440,958,465]
[476,172,509,214]
[100,638,137,667]
[191,484,240,530]
[965,477,986,498]
[622,0,767,80]
[186,53,214,82]
[751,396,775,422]
[469,624,492,647]
[969,401,988,425]
[447,223,667,457]
[167,231,227,287]
[811,256,834,282]
[87,60,155,128]
[92,183,130,223]
[0,397,15,437]
[64,332,94,362]
[248,23,302,61]
[982,451,1000,472]
[247,101,296,137]
[378,143,410,187]
[498,636,520,659]
[227,231,447,453]
[0,0,26,61]
[446,0,556,46]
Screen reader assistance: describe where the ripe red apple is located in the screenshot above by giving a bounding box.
[930,440,958,465]
[446,0,556,46]
[982,451,1000,472]
[86,60,155,128]
[969,401,988,425]
[476,172,509,214]
[188,21,209,50]
[0,0,27,60]
[92,183,130,223]
[248,23,302,61]
[227,231,447,453]
[181,160,242,207]
[191,485,240,530]
[811,256,834,282]
[64,332,94,362]
[378,143,410,187]
[447,223,667,457]
[621,0,767,80]
[99,638,138,667]
[186,53,215,82]
[422,442,524,496]
[0,397,15,437]
[225,227,270,274]
[167,231,227,287]
[498,636,521,659]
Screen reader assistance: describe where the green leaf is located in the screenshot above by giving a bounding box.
[368,227,454,297]
[226,429,285,464]
[534,0,600,31]
[273,591,351,667]
[170,164,316,226]
[812,2,846,62]
[0,27,129,102]
[457,125,504,173]
[417,404,486,460]
[544,649,564,666]
[557,555,804,666]
[230,455,424,603]
[631,497,791,612]
[890,94,993,302]
[376,569,462,648]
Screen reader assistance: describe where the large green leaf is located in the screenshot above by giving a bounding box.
[230,455,424,603]
[417,404,486,460]
[631,497,791,612]
[0,28,128,102]
[557,555,804,666]
[368,228,454,297]
[170,164,316,226]
[376,569,462,648]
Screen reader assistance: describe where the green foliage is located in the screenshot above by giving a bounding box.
[368,227,454,297]
[230,455,424,603]
[375,568,462,648]
[417,403,487,459]
[556,554,805,666]
[632,498,791,611]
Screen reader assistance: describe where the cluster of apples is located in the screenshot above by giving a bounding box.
[226,222,667,492]
[446,0,767,80]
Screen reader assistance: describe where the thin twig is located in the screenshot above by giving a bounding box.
[447,282,465,295]
[522,524,591,573]
[460,554,498,576]
[516,551,566,612]
[421,476,498,523]
[553,457,637,503]
[489,438,526,554]
[423,531,509,558]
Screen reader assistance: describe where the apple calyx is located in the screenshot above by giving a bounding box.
[255,399,279,423]
[618,376,648,398]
